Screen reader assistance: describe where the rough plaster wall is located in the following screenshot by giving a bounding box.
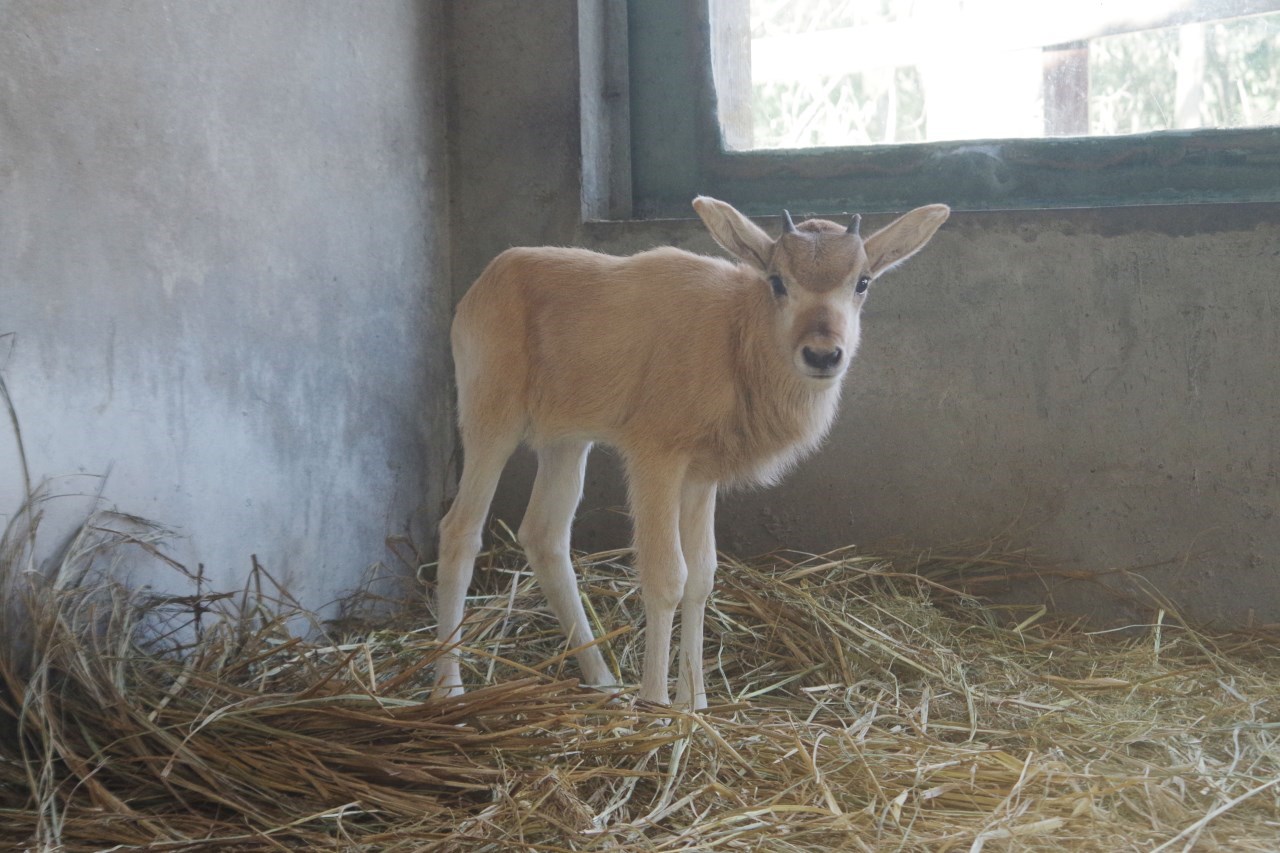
[443,1,1280,628]
[446,0,584,296]
[1,2,452,609]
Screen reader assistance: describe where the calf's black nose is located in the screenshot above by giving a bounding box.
[802,345,843,371]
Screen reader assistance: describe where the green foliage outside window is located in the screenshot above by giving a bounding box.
[746,0,1279,149]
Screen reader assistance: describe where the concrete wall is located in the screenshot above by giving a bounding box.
[1,2,452,608]
[576,207,1280,627]
[5,0,1273,628]
[449,0,1280,627]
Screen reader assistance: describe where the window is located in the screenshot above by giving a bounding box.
[626,0,1280,216]
[729,1,1280,149]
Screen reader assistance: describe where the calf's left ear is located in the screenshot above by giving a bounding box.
[693,195,775,272]
[864,204,950,279]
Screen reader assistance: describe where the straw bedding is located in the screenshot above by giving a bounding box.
[3,512,1280,851]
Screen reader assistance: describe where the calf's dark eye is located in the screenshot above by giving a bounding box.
[855,275,871,294]
[769,274,787,298]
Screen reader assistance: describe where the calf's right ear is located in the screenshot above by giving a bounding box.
[693,196,774,272]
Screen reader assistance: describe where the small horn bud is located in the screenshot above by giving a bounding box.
[782,210,797,234]
[847,213,862,236]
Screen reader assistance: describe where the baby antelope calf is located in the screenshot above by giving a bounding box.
[434,196,949,708]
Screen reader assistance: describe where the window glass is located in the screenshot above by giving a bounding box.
[719,0,1280,150]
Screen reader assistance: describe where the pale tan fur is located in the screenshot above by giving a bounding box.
[434,196,949,708]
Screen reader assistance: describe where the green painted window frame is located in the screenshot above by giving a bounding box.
[627,0,1280,217]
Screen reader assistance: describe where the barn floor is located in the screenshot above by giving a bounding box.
[3,517,1280,851]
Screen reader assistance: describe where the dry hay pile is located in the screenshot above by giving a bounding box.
[3,513,1280,851]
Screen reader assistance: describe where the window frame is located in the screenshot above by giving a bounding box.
[626,0,1280,217]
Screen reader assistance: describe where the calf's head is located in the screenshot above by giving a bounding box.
[693,196,949,384]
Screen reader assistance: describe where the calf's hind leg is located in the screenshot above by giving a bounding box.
[518,439,614,687]
[432,424,519,698]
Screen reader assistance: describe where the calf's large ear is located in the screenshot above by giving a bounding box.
[693,196,774,272]
[864,204,950,279]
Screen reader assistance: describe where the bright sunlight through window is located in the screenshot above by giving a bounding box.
[712,0,1280,150]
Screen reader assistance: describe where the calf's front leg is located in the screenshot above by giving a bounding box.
[676,478,717,710]
[627,455,690,705]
